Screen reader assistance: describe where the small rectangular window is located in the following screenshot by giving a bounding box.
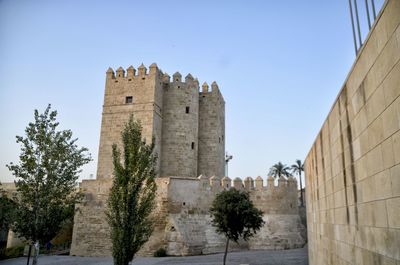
[125,96,133,104]
[186,106,190,114]
[191,142,195,149]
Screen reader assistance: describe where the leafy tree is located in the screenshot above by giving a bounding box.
[106,116,157,265]
[268,162,291,179]
[6,105,91,265]
[210,189,264,265]
[291,159,305,207]
[0,184,17,258]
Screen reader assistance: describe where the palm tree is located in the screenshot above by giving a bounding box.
[291,159,304,207]
[268,162,291,179]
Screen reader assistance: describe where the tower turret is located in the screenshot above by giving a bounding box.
[98,63,224,180]
[221,176,231,189]
[267,175,275,188]
[106,67,115,79]
[97,64,163,179]
[173,72,182,82]
[198,80,225,178]
[244,176,254,191]
[211,81,219,91]
[149,63,158,74]
[160,71,199,178]
[138,63,147,76]
[163,73,170,83]
[126,66,136,79]
[255,176,263,190]
[116,67,125,78]
[202,82,209,92]
[233,177,243,190]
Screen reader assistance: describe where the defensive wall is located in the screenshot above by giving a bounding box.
[304,0,400,264]
[70,175,306,256]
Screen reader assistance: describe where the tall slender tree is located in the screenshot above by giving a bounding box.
[268,162,291,179]
[291,159,305,207]
[106,116,157,265]
[6,105,91,265]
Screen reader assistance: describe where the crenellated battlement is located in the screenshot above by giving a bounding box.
[165,175,299,217]
[106,63,163,81]
[105,64,221,96]
[99,62,225,180]
[71,62,306,257]
[196,175,298,194]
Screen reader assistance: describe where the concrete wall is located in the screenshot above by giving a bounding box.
[70,175,305,256]
[305,1,400,264]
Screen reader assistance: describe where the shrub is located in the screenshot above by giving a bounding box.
[1,245,24,259]
[153,248,167,257]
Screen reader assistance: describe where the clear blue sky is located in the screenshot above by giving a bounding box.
[0,0,384,183]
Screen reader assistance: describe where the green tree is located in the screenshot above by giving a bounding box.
[0,184,17,258]
[291,159,305,207]
[6,105,91,265]
[268,162,291,179]
[106,116,157,265]
[210,189,264,265]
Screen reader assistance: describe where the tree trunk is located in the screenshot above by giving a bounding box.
[299,172,304,207]
[32,241,39,265]
[223,238,229,265]
[26,244,32,265]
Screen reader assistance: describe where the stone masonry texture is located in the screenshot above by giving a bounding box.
[70,176,306,256]
[70,65,306,256]
[304,1,400,264]
[96,64,225,180]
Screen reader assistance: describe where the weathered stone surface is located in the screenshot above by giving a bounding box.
[70,64,305,257]
[70,176,305,256]
[97,64,225,180]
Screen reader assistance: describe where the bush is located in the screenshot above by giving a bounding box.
[153,248,167,257]
[1,245,24,259]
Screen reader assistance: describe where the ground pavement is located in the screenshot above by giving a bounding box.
[0,247,308,265]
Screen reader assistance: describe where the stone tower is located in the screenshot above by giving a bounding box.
[71,64,306,257]
[96,63,225,179]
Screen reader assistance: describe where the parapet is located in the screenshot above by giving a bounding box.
[221,176,231,189]
[105,63,163,81]
[209,175,221,191]
[105,64,222,100]
[202,82,209,92]
[200,80,225,104]
[172,72,182,82]
[159,176,299,217]
[200,81,220,94]
[195,175,297,194]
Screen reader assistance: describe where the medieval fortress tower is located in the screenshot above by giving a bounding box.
[97,63,225,180]
[70,64,306,256]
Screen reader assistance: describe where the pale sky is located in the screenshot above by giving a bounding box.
[0,0,384,183]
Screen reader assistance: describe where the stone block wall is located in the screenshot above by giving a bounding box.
[198,82,225,178]
[70,175,305,256]
[96,64,225,180]
[97,64,163,179]
[305,0,400,264]
[160,73,199,178]
[70,179,113,256]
